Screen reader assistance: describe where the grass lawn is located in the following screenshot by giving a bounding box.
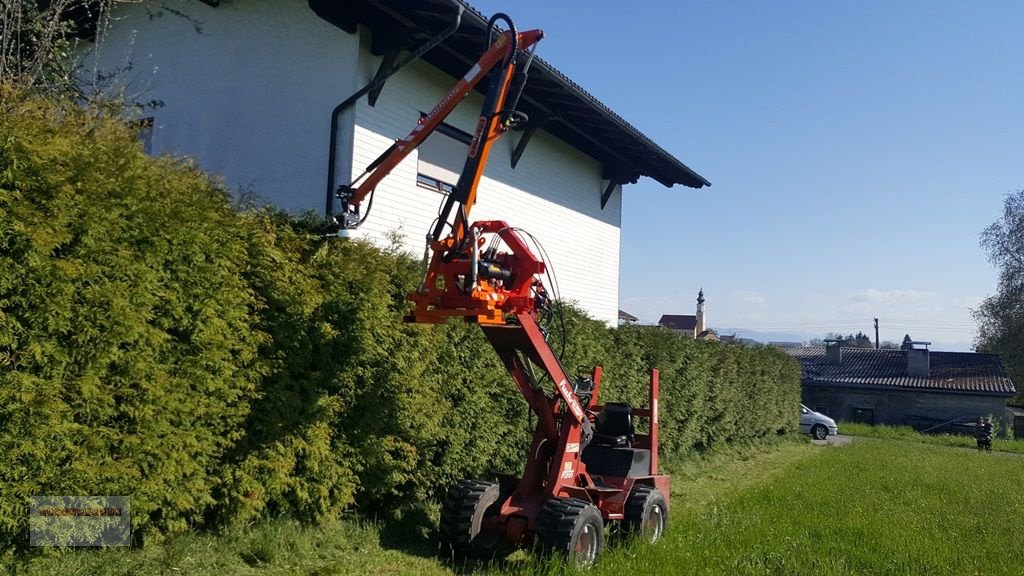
[589,439,1024,576]
[840,421,1024,454]
[9,438,1023,575]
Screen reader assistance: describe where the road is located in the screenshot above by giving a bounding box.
[812,434,854,446]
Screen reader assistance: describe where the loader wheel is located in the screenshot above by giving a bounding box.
[535,497,605,567]
[624,484,667,543]
[439,479,504,560]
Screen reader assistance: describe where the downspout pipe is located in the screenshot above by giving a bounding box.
[325,4,465,216]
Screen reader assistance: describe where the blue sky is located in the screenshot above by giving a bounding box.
[470,1,1023,349]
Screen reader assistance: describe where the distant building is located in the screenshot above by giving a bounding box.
[618,309,639,324]
[720,335,759,346]
[659,289,716,339]
[782,341,1017,432]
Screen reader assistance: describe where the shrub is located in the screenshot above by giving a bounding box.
[0,91,263,547]
[585,322,801,452]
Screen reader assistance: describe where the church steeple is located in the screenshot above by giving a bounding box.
[695,288,706,334]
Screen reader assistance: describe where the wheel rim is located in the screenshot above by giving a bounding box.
[814,426,827,440]
[471,495,506,553]
[644,503,665,543]
[574,524,597,565]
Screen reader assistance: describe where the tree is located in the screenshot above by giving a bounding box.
[810,332,874,348]
[1,1,128,95]
[974,190,1024,406]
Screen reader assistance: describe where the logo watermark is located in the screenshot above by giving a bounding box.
[29,496,130,547]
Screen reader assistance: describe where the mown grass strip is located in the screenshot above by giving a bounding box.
[587,440,1024,576]
[841,421,1024,454]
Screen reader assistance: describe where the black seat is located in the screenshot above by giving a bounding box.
[592,403,633,448]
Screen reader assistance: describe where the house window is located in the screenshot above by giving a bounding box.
[416,173,455,194]
[416,123,470,195]
[851,407,874,425]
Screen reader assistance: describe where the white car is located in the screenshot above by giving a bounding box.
[800,404,838,440]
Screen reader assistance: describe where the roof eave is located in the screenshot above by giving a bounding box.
[803,379,1016,397]
[315,0,710,190]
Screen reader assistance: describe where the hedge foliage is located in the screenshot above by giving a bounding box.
[0,91,801,552]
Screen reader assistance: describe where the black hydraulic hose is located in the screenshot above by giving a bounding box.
[487,13,536,120]
[324,5,465,216]
[486,13,518,63]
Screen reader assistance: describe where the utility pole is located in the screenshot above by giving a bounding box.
[874,318,879,349]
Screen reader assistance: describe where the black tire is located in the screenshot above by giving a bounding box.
[535,497,605,567]
[811,424,828,440]
[624,484,667,543]
[439,479,504,560]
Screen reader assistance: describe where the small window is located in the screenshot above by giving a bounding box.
[851,407,874,425]
[416,173,455,194]
[417,127,468,195]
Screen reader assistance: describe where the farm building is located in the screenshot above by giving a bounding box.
[73,0,708,325]
[782,342,1017,432]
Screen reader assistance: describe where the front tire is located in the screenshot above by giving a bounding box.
[535,497,605,567]
[624,484,667,543]
[439,479,504,560]
[812,424,828,440]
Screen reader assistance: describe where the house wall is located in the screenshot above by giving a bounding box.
[81,0,359,213]
[802,385,1009,431]
[82,0,622,325]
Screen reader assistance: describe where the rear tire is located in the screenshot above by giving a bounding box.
[439,479,504,560]
[624,484,667,543]
[812,424,828,440]
[535,497,605,567]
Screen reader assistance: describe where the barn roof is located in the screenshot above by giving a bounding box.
[782,347,1017,396]
[658,314,697,331]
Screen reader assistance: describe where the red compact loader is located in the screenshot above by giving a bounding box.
[331,10,668,565]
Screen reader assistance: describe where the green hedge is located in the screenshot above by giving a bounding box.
[0,91,800,552]
[551,308,801,453]
[0,93,265,548]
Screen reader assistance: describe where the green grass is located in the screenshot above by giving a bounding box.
[9,437,1024,576]
[3,514,452,576]
[840,421,1024,454]
[587,439,1024,576]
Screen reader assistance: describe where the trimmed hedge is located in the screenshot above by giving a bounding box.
[0,93,264,547]
[0,91,800,552]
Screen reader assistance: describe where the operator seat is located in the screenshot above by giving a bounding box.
[591,403,634,448]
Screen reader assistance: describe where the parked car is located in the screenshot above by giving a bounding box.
[800,404,838,440]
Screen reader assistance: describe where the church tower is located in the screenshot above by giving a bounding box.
[695,288,706,335]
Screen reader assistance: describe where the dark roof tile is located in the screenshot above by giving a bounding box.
[782,347,1016,396]
[658,314,696,331]
[618,309,639,322]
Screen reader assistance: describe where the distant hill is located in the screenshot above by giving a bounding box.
[713,327,973,352]
[713,328,808,345]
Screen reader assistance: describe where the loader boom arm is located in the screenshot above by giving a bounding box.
[336,22,543,256]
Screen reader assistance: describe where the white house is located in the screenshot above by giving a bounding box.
[77,0,708,325]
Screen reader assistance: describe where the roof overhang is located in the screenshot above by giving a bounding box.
[309,0,710,190]
[803,379,1015,398]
